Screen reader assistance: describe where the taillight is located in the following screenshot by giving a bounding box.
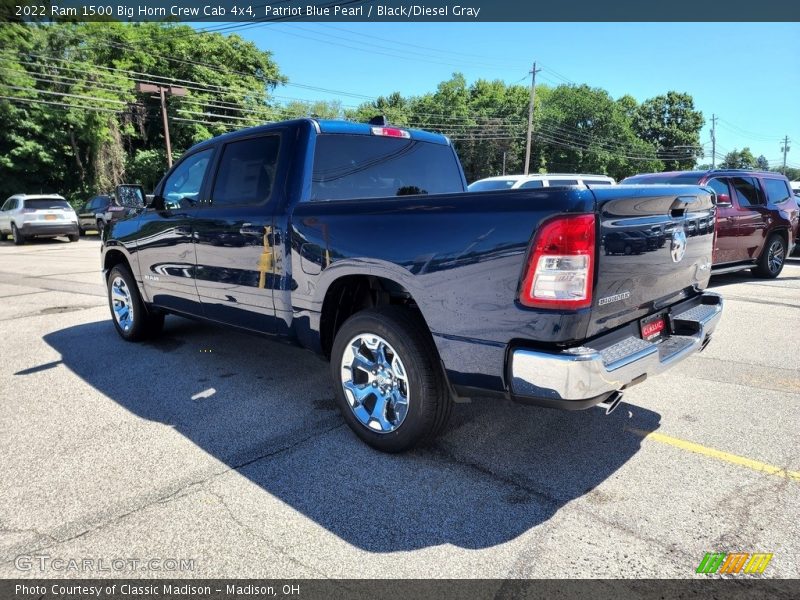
[370,126,410,139]
[519,213,596,310]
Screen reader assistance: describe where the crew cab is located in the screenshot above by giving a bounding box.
[622,170,799,278]
[102,119,724,452]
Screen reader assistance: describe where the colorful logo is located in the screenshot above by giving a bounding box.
[696,552,773,574]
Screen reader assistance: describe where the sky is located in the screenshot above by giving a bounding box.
[216,22,799,170]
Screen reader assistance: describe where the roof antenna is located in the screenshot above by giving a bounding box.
[368,115,389,126]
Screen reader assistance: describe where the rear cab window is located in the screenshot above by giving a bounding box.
[310,134,464,201]
[22,198,71,210]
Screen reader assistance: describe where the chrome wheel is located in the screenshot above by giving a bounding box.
[339,333,410,434]
[110,276,134,332]
[767,240,785,274]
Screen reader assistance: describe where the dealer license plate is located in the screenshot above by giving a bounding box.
[640,312,668,342]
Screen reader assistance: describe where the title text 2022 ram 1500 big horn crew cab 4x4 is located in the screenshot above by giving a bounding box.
[102,118,724,452]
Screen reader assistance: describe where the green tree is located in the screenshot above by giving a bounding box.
[772,166,800,180]
[537,84,661,180]
[720,147,757,169]
[755,155,770,170]
[633,91,705,170]
[0,22,284,203]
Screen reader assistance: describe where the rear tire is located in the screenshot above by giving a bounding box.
[68,233,79,242]
[97,219,105,236]
[107,264,164,342]
[11,224,24,245]
[330,305,452,453]
[752,234,786,279]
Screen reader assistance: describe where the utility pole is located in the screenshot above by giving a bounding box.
[781,136,791,175]
[502,151,507,176]
[710,114,718,169]
[523,61,542,175]
[135,83,188,168]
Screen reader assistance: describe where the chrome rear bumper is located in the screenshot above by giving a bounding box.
[510,292,723,404]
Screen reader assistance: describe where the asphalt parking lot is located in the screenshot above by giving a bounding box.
[0,237,798,579]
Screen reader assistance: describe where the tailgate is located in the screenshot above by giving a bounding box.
[588,185,715,338]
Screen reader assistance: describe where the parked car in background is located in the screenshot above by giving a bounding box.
[0,194,79,244]
[78,194,112,235]
[78,187,146,236]
[622,169,799,278]
[468,173,616,192]
[790,180,800,198]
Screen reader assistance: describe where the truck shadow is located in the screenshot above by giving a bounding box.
[43,318,661,552]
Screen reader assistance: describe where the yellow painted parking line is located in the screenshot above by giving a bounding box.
[627,428,800,482]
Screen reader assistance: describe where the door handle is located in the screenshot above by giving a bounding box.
[239,223,264,236]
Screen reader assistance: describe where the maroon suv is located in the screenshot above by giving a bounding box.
[622,169,799,278]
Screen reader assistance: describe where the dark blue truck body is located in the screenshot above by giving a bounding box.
[102,118,723,450]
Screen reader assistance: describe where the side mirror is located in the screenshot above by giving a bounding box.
[715,193,732,207]
[115,184,146,208]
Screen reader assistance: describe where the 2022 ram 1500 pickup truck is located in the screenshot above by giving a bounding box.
[102,118,723,452]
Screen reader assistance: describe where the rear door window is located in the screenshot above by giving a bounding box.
[763,178,791,204]
[547,179,579,186]
[730,177,765,207]
[311,134,463,201]
[211,135,281,207]
[22,199,71,210]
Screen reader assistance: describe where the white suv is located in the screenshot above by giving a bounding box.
[0,194,80,245]
[468,173,616,192]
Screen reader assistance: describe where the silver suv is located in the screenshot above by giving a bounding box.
[0,194,80,245]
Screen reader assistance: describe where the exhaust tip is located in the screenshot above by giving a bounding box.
[598,391,623,415]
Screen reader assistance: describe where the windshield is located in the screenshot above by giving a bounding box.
[23,198,71,210]
[467,179,518,192]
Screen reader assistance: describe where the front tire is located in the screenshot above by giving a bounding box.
[107,264,164,341]
[752,234,787,279]
[97,219,106,237]
[330,306,452,453]
[11,224,24,245]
